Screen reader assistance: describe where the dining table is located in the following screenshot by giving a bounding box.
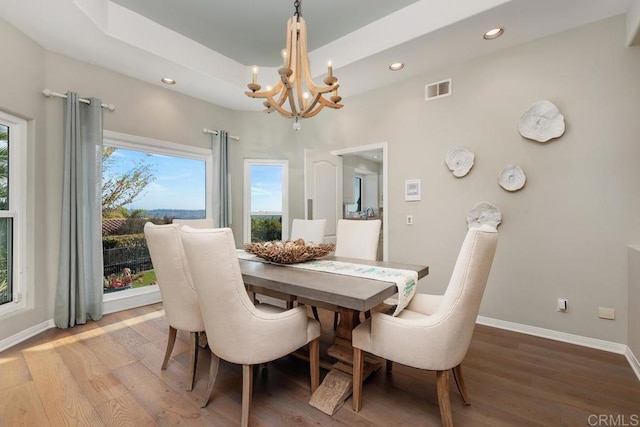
[239,255,429,415]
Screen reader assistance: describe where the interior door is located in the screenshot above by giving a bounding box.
[304,149,343,244]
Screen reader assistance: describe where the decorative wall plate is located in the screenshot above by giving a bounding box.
[445,146,475,177]
[467,202,502,229]
[499,164,526,191]
[518,100,565,142]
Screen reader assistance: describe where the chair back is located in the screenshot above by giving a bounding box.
[432,226,498,366]
[180,226,310,364]
[334,219,381,260]
[172,218,214,229]
[143,222,204,332]
[290,219,326,243]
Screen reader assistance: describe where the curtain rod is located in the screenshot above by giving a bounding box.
[203,128,240,141]
[42,89,115,111]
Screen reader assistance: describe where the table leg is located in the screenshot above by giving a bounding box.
[310,307,382,415]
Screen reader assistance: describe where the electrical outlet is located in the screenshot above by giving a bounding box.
[598,307,615,320]
[557,298,568,312]
[406,215,413,225]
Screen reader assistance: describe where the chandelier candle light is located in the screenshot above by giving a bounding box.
[245,0,343,130]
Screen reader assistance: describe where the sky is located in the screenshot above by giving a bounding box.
[250,164,283,213]
[104,148,283,213]
[105,148,206,211]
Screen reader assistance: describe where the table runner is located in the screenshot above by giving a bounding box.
[237,250,417,316]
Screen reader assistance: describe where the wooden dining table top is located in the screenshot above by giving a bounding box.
[238,256,429,312]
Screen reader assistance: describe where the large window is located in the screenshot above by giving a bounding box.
[0,111,26,316]
[243,159,288,243]
[102,131,212,297]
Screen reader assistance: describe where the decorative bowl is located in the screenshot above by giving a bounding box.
[244,239,335,264]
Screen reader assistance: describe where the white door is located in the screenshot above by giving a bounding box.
[304,150,343,244]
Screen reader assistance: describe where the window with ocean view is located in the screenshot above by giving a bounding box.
[102,132,212,295]
[243,159,289,243]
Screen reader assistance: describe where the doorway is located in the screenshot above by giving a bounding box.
[331,142,388,261]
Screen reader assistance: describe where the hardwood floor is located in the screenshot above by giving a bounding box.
[1,303,638,426]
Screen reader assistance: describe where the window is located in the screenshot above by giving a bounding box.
[0,111,26,317]
[102,131,212,301]
[243,159,288,243]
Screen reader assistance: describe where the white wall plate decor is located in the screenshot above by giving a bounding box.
[499,164,526,191]
[467,201,502,229]
[405,179,421,201]
[518,100,565,142]
[445,146,475,177]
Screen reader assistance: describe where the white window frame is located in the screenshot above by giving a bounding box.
[102,130,213,314]
[0,111,27,318]
[243,159,289,243]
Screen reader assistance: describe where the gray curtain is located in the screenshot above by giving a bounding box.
[54,92,104,328]
[212,130,230,227]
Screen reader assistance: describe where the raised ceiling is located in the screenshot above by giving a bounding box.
[110,0,421,67]
[0,0,634,111]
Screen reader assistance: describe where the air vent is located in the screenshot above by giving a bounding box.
[425,78,452,101]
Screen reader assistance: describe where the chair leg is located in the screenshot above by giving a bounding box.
[333,312,339,330]
[309,338,320,393]
[386,360,393,372]
[436,370,453,427]
[352,347,364,412]
[161,326,177,370]
[241,364,254,427]
[186,331,199,391]
[311,306,320,321]
[452,364,470,405]
[201,354,220,408]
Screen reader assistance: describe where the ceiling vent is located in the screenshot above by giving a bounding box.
[425,78,452,101]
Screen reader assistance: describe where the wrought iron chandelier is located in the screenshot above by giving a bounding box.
[245,0,343,130]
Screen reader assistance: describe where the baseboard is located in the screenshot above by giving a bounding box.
[476,316,627,354]
[0,319,55,352]
[625,347,640,381]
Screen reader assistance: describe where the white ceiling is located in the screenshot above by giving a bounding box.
[0,0,633,112]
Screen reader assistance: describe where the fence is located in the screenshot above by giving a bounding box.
[103,243,152,277]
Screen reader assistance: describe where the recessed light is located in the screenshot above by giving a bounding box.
[483,28,504,40]
[161,78,176,85]
[389,62,404,71]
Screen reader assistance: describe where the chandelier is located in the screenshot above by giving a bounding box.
[245,0,343,130]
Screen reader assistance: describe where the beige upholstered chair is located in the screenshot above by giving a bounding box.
[290,218,326,243]
[334,219,381,260]
[307,219,381,327]
[143,222,205,391]
[351,226,498,427]
[172,218,214,228]
[180,226,321,427]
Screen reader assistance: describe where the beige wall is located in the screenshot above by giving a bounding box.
[237,16,640,343]
[2,14,639,346]
[0,17,239,342]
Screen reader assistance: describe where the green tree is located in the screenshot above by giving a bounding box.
[102,147,155,215]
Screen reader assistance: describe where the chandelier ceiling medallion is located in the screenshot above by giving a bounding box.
[245,0,343,130]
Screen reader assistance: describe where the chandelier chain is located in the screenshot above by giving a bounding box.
[294,0,301,18]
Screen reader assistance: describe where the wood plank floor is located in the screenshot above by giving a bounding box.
[1,303,638,426]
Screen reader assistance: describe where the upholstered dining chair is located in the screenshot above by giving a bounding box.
[172,218,214,228]
[304,219,381,327]
[290,218,327,243]
[334,219,381,260]
[351,225,498,427]
[143,222,205,391]
[180,226,321,427]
